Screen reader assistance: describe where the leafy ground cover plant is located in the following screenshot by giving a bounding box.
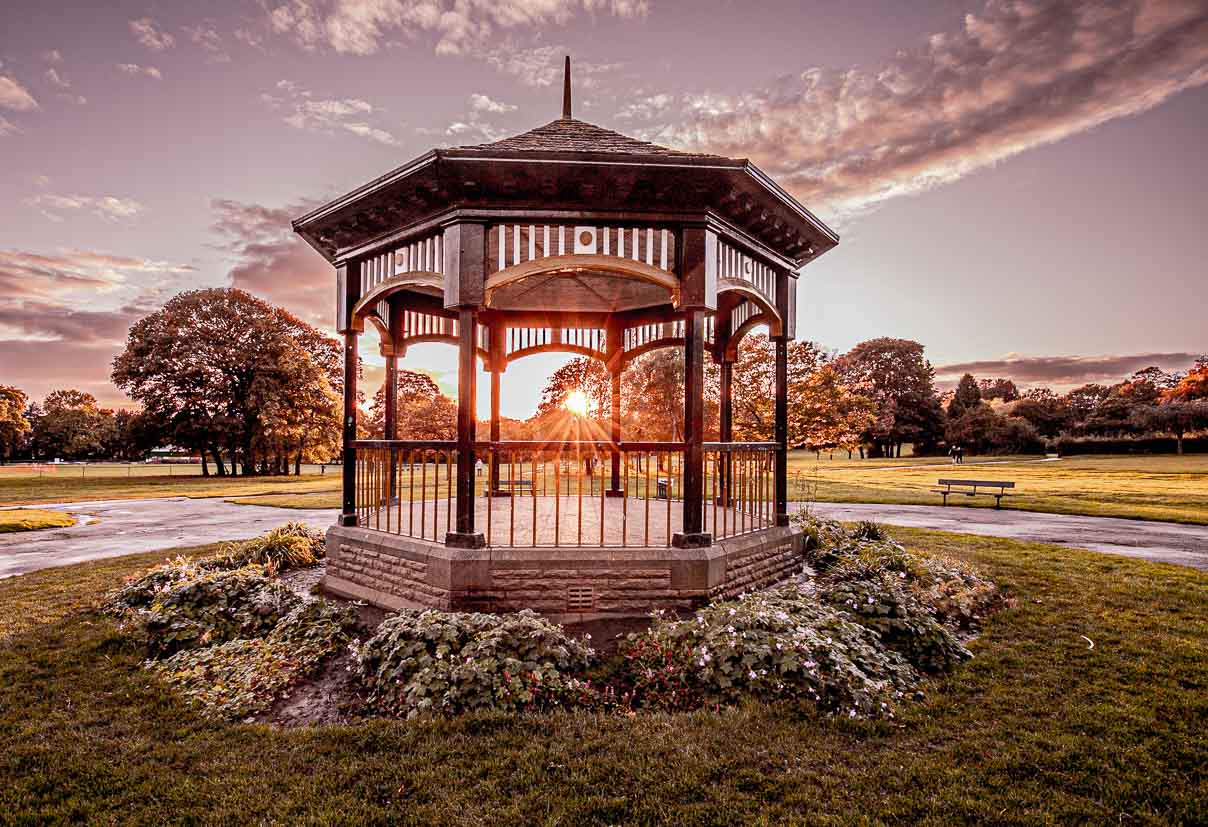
[617,590,917,718]
[148,600,360,719]
[357,608,595,718]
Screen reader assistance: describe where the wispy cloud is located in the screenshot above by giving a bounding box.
[483,41,621,87]
[649,0,1208,220]
[935,352,1203,387]
[0,75,39,111]
[0,116,19,137]
[0,249,194,305]
[262,79,400,146]
[185,23,231,62]
[129,17,177,51]
[27,194,145,223]
[266,0,646,57]
[116,63,163,80]
[210,198,330,328]
[469,93,516,114]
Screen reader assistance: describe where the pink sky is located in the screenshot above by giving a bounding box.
[1,0,1206,417]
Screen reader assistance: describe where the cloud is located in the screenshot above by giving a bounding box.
[614,92,673,121]
[650,0,1208,220]
[210,198,332,328]
[267,0,646,57]
[43,50,63,64]
[935,352,1203,387]
[43,67,86,105]
[0,339,138,408]
[0,249,195,306]
[27,194,145,223]
[483,41,621,87]
[0,116,18,137]
[185,23,231,62]
[0,75,39,111]
[469,93,516,114]
[263,80,401,145]
[116,63,163,80]
[130,17,176,51]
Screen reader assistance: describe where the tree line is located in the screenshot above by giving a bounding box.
[2,289,1205,467]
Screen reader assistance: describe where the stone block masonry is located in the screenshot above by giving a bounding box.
[322,524,805,622]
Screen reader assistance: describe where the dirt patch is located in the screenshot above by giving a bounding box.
[257,651,365,728]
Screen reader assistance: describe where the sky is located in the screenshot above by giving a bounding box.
[1,0,1206,419]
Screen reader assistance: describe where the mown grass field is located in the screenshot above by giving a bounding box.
[1,529,1204,824]
[227,453,1208,526]
[0,508,75,534]
[789,453,1208,524]
[0,463,339,506]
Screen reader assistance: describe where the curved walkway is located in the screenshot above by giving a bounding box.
[1,496,1205,579]
[800,502,1208,571]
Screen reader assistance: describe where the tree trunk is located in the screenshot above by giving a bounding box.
[294,449,302,476]
[210,447,227,476]
[1177,431,1185,455]
[200,451,209,477]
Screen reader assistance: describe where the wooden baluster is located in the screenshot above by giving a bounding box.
[509,451,516,547]
[531,451,537,548]
[420,451,427,540]
[644,451,651,547]
[486,447,493,545]
[554,452,561,548]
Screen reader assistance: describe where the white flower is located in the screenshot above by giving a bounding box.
[748,670,757,679]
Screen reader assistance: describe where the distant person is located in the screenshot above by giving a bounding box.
[955,444,964,465]
[948,444,959,465]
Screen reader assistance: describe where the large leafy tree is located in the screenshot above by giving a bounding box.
[0,386,30,464]
[835,337,944,457]
[790,364,876,452]
[112,288,341,475]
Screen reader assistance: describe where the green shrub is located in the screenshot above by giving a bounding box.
[852,520,888,542]
[148,600,360,720]
[916,556,1002,631]
[620,588,917,718]
[107,559,302,657]
[358,609,595,718]
[819,573,971,674]
[216,522,325,574]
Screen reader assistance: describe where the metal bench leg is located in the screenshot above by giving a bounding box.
[942,492,949,506]
[995,494,1002,510]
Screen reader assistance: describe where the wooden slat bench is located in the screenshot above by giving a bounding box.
[933,479,1015,509]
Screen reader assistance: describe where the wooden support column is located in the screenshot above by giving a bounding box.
[719,359,733,504]
[337,259,361,527]
[774,267,792,526]
[444,220,486,548]
[674,309,709,546]
[606,321,624,497]
[674,224,715,547]
[489,366,502,494]
[774,336,789,525]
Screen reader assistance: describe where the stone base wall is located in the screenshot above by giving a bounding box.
[322,524,804,621]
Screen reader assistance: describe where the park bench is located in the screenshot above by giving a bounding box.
[933,479,1015,509]
[494,479,533,495]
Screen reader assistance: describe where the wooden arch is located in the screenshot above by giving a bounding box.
[349,272,443,332]
[484,254,679,308]
[506,343,607,365]
[723,313,776,361]
[717,280,782,335]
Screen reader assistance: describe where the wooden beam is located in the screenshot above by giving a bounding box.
[674,309,710,547]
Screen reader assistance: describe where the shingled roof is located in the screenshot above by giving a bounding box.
[452,117,736,162]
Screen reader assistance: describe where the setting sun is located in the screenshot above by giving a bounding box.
[563,389,590,417]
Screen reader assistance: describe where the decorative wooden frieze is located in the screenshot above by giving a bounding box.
[488,224,676,274]
[717,238,776,309]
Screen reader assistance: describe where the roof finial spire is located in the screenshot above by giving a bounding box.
[561,55,572,119]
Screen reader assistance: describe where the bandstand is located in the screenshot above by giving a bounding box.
[293,60,838,620]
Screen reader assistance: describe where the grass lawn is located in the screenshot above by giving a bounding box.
[0,508,74,534]
[229,453,1208,526]
[791,452,1208,524]
[0,463,339,507]
[1,530,1204,823]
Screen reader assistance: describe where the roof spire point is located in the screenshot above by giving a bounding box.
[561,55,572,120]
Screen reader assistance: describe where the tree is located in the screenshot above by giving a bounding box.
[947,373,982,418]
[113,288,342,476]
[979,377,1020,402]
[945,402,998,454]
[534,358,611,422]
[1165,356,1208,402]
[835,338,944,457]
[1009,389,1069,438]
[30,389,114,460]
[790,365,876,452]
[0,386,30,464]
[367,369,456,441]
[1137,400,1208,455]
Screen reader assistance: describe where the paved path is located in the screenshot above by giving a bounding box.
[1,496,1205,578]
[801,503,1208,571]
[0,498,336,579]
